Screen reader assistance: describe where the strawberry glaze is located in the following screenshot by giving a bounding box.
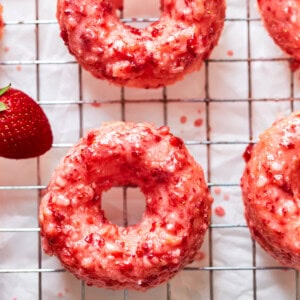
[56,0,225,88]
[39,122,212,290]
[214,206,225,217]
[258,0,300,61]
[241,112,300,268]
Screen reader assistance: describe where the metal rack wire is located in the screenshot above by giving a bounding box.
[1,0,299,299]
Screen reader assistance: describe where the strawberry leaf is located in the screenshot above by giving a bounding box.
[0,102,7,112]
[0,83,11,97]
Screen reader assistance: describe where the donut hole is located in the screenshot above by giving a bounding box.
[122,0,160,28]
[101,187,146,227]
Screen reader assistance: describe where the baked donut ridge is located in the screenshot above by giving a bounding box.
[258,0,300,61]
[241,112,300,268]
[39,122,212,290]
[57,0,226,88]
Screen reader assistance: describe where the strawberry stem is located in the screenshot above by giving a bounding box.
[0,83,11,97]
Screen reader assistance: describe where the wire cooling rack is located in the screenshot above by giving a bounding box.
[1,0,300,299]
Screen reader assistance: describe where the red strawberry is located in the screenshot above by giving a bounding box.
[0,84,53,159]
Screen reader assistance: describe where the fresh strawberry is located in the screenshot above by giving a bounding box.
[0,84,53,159]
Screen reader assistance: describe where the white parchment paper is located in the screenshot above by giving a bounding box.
[1,0,299,299]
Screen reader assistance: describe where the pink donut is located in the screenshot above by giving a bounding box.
[57,0,226,88]
[258,0,300,61]
[0,4,3,39]
[241,112,300,268]
[39,122,212,290]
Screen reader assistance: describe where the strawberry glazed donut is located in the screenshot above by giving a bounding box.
[39,122,212,290]
[57,0,226,88]
[0,4,4,39]
[258,0,300,61]
[241,112,300,268]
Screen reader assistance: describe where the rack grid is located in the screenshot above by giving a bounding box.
[0,0,299,299]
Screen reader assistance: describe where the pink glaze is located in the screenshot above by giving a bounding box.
[214,206,225,217]
[91,102,102,108]
[258,0,300,61]
[213,187,221,195]
[223,193,230,201]
[241,112,300,268]
[226,50,234,57]
[194,250,205,261]
[180,115,187,124]
[56,0,226,88]
[194,118,203,127]
[39,122,212,290]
